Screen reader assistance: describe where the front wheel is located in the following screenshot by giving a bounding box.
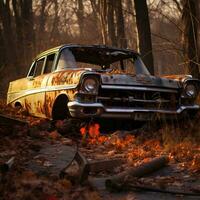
[52,95,70,120]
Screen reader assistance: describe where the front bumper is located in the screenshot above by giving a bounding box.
[68,101,200,120]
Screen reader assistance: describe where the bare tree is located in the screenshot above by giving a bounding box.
[39,0,47,37]
[90,0,127,48]
[0,0,17,69]
[49,0,59,43]
[99,0,108,44]
[76,0,84,37]
[107,0,117,46]
[134,0,154,74]
[182,0,200,78]
[115,0,127,48]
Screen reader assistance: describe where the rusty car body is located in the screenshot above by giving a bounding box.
[7,44,200,120]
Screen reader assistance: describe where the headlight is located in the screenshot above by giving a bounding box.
[82,77,99,94]
[185,84,197,98]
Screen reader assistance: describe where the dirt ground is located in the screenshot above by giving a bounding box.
[0,100,200,200]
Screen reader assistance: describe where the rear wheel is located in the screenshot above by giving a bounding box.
[14,102,22,109]
[14,102,28,115]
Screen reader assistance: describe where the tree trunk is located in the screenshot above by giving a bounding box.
[89,0,103,42]
[21,0,35,63]
[134,0,154,75]
[0,27,5,68]
[39,0,46,36]
[49,0,59,43]
[12,0,24,68]
[107,0,117,46]
[182,0,200,78]
[77,0,84,37]
[99,0,108,44]
[115,0,127,48]
[0,0,17,69]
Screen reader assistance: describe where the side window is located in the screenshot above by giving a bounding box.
[35,58,45,77]
[28,62,36,77]
[44,54,55,74]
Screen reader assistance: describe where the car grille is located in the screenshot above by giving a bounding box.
[97,88,179,110]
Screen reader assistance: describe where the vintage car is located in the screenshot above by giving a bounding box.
[7,44,200,121]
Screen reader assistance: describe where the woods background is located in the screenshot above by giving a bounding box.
[0,0,200,94]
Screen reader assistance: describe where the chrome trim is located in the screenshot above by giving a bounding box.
[101,85,178,93]
[104,105,199,114]
[7,84,77,103]
[97,96,171,103]
[68,101,199,118]
[68,102,104,108]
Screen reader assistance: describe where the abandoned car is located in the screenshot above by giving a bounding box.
[7,44,200,120]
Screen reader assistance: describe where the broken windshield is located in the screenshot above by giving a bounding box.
[56,47,150,75]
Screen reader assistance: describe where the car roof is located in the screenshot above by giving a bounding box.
[36,44,139,60]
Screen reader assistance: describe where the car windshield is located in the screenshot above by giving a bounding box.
[56,47,150,75]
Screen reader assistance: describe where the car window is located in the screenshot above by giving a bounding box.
[35,58,45,77]
[57,49,77,70]
[28,62,36,77]
[76,62,101,70]
[44,54,55,74]
[111,58,135,74]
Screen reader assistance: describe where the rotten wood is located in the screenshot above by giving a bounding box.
[62,150,124,184]
[105,156,169,189]
[74,152,124,183]
[89,158,125,173]
[74,151,90,183]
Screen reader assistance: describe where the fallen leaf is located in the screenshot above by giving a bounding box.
[49,130,60,140]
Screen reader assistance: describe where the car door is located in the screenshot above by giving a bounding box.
[25,53,56,118]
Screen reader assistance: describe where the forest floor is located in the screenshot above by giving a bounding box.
[0,99,200,200]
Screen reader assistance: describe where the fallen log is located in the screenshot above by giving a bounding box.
[89,158,124,173]
[105,156,169,189]
[106,181,200,196]
[0,114,28,126]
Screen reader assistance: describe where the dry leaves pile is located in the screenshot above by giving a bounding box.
[79,125,200,173]
[0,99,200,199]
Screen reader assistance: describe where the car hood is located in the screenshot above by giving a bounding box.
[99,71,181,89]
[49,69,185,90]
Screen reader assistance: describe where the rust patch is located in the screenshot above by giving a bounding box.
[162,75,189,82]
[35,100,46,115]
[24,99,31,113]
[45,91,60,118]
[32,75,45,88]
[45,89,78,119]
[49,70,85,86]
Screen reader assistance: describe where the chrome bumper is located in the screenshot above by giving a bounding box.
[68,101,199,120]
